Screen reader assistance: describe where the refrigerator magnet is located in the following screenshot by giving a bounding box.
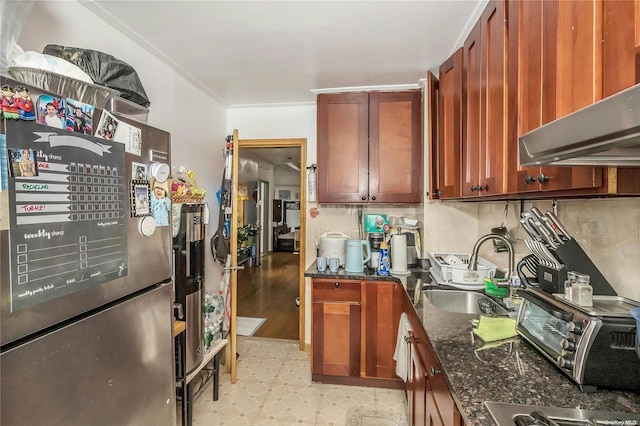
[130,179,150,217]
[139,216,157,236]
[131,162,147,180]
[150,178,171,226]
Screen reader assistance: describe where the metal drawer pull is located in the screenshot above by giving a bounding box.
[334,282,340,289]
[430,366,441,376]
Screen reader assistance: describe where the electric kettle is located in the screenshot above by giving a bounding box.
[344,240,371,274]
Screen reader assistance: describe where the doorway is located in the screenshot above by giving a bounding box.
[236,138,306,350]
[258,180,269,257]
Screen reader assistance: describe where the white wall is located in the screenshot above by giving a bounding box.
[17,1,228,291]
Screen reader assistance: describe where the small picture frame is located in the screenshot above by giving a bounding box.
[278,190,291,200]
[36,95,65,129]
[131,162,147,180]
[130,179,150,217]
[96,110,119,141]
[9,148,38,178]
[66,98,95,135]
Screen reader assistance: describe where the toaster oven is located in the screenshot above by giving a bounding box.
[515,289,640,393]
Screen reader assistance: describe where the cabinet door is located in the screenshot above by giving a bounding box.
[603,0,640,194]
[369,91,423,203]
[410,339,428,426]
[481,0,508,197]
[312,301,361,377]
[425,343,462,426]
[513,0,602,194]
[317,93,369,203]
[364,282,401,378]
[437,48,463,199]
[463,1,508,198]
[425,381,444,426]
[426,72,441,200]
[462,20,482,197]
[312,279,361,378]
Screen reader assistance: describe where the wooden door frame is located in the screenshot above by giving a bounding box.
[232,137,307,359]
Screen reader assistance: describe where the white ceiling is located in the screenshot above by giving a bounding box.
[83,0,483,107]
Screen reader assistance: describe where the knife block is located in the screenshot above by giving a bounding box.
[537,264,568,294]
[551,238,617,296]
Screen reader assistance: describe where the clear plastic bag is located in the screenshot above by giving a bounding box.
[0,0,35,72]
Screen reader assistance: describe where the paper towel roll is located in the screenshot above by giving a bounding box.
[390,234,409,275]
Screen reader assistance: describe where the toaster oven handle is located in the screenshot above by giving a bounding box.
[520,291,573,322]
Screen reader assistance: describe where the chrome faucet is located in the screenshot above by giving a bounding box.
[468,233,515,286]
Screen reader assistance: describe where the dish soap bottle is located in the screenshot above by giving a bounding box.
[377,242,390,276]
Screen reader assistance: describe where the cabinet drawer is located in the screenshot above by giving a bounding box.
[313,279,361,303]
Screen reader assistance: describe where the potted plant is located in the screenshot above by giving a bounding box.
[238,224,258,247]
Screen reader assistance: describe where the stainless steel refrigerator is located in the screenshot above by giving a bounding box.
[1,78,176,425]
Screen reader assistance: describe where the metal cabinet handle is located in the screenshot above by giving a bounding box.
[524,175,536,185]
[361,195,367,201]
[371,195,376,201]
[537,173,549,184]
[334,282,340,289]
[430,366,441,376]
[404,331,416,344]
[471,185,487,192]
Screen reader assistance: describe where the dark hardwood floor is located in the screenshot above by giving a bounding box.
[237,251,300,340]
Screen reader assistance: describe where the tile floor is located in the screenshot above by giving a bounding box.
[190,337,408,425]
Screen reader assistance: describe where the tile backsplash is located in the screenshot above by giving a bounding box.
[304,198,640,301]
[476,198,640,301]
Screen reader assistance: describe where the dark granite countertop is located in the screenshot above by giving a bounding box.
[305,265,640,425]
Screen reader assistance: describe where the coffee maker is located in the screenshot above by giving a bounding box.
[367,232,385,270]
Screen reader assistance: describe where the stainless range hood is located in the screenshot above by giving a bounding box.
[519,83,640,167]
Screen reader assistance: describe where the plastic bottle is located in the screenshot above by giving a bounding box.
[377,242,390,276]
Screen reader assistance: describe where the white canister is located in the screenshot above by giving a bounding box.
[317,232,350,267]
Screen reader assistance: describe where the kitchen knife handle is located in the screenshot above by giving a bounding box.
[533,220,557,249]
[540,216,563,245]
[530,206,545,221]
[520,217,544,243]
[546,211,571,240]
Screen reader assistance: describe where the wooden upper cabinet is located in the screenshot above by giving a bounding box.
[462,1,508,198]
[462,20,482,197]
[436,48,463,199]
[602,0,640,195]
[426,72,440,201]
[369,91,423,204]
[511,0,603,194]
[317,93,369,204]
[317,91,422,204]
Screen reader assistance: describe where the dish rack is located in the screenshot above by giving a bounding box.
[428,252,498,287]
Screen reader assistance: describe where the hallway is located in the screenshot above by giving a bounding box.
[237,251,300,340]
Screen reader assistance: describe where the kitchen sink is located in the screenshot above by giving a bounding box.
[423,289,509,316]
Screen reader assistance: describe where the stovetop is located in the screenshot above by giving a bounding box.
[485,401,640,426]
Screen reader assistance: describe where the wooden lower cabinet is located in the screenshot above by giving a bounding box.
[403,297,463,426]
[311,279,402,387]
[365,281,402,379]
[312,279,463,424]
[312,279,361,380]
[408,332,428,426]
